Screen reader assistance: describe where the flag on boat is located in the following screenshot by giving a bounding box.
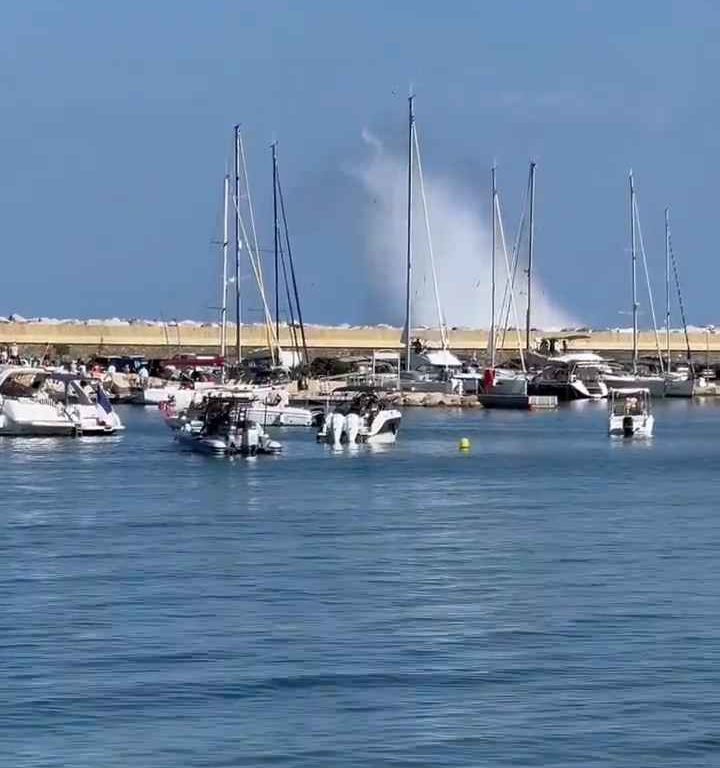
[96,385,114,425]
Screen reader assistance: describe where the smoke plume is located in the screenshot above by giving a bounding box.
[352,130,574,331]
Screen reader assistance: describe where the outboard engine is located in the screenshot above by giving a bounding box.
[622,415,634,438]
[329,412,346,449]
[345,412,362,445]
[242,422,261,455]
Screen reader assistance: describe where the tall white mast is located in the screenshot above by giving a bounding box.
[234,125,242,364]
[490,164,497,367]
[412,122,448,350]
[220,173,230,363]
[630,171,638,374]
[404,93,414,372]
[665,207,671,369]
[525,162,536,353]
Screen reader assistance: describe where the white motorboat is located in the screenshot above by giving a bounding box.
[608,388,654,438]
[0,366,123,436]
[161,385,313,429]
[528,354,609,401]
[137,380,216,408]
[317,392,402,447]
[175,393,282,456]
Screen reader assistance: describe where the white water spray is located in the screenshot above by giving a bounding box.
[352,131,574,330]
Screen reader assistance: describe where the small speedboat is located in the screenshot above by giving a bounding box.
[608,387,654,438]
[317,392,401,447]
[175,393,282,456]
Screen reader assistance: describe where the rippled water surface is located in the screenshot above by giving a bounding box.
[2,401,720,767]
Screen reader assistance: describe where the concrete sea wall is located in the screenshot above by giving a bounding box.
[0,322,718,359]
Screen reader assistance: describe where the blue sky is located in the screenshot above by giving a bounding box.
[2,0,719,328]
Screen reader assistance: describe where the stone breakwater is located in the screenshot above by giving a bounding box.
[1,322,719,358]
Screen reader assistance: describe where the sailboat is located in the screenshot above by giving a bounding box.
[477,164,535,404]
[401,94,461,383]
[602,172,667,397]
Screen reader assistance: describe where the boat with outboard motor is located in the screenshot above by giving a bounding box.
[608,388,654,437]
[0,366,123,436]
[317,392,401,447]
[175,392,282,455]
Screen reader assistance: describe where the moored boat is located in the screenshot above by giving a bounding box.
[0,366,123,436]
[527,355,608,401]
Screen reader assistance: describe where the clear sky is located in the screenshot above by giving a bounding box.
[2,0,719,328]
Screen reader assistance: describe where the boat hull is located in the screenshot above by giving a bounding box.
[609,414,655,437]
[527,381,605,401]
[603,375,666,398]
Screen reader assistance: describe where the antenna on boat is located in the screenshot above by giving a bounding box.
[234,125,242,364]
[404,89,415,372]
[525,161,536,353]
[490,163,497,368]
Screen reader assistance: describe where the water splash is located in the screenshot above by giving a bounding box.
[352,130,574,331]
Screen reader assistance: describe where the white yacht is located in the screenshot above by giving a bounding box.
[0,366,123,436]
[608,388,654,438]
[527,354,609,401]
[317,392,402,447]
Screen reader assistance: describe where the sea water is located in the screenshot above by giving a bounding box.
[2,401,720,767]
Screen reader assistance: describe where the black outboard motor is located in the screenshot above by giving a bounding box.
[622,415,634,438]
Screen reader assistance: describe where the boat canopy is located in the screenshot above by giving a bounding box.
[418,349,462,368]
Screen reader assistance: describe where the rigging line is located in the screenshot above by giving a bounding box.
[232,193,280,351]
[632,195,665,372]
[667,225,693,369]
[497,178,529,343]
[277,234,301,360]
[495,193,526,372]
[498,185,529,355]
[238,131,265,297]
[276,166,309,365]
[412,123,448,350]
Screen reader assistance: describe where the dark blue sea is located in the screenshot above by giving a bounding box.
[3,401,720,767]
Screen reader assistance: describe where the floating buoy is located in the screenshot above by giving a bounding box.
[458,437,471,451]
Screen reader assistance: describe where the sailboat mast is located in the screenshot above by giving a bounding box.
[490,164,497,367]
[525,161,536,353]
[665,207,671,369]
[630,171,638,374]
[220,173,230,362]
[272,142,280,346]
[234,125,242,364]
[404,93,414,372]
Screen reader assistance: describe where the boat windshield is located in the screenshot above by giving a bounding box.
[612,395,646,416]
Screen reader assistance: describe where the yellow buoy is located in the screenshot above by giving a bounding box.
[458,437,471,451]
